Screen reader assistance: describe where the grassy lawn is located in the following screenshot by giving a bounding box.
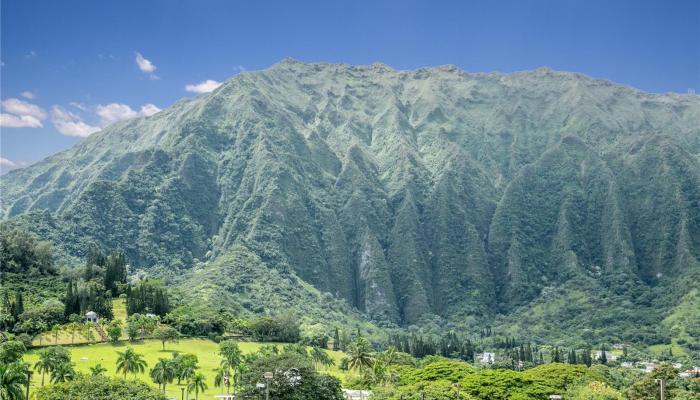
[32,299,130,346]
[24,338,349,399]
[646,340,689,358]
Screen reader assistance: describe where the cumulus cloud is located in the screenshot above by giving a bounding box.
[50,101,161,137]
[0,113,43,128]
[0,157,18,167]
[51,106,100,137]
[2,98,47,120]
[135,52,157,73]
[95,103,161,126]
[20,91,36,99]
[185,79,223,94]
[0,157,29,173]
[0,98,47,128]
[96,103,139,125]
[139,103,161,116]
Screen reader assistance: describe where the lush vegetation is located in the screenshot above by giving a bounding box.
[2,62,700,351]
[2,62,700,398]
[34,375,167,400]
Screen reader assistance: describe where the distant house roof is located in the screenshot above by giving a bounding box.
[85,311,97,316]
[342,389,372,400]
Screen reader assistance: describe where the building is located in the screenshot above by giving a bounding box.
[641,362,657,373]
[342,389,372,400]
[679,368,700,378]
[478,352,496,364]
[594,351,619,362]
[85,311,98,323]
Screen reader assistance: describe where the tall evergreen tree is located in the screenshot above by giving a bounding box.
[12,292,24,319]
[333,328,340,351]
[600,345,608,364]
[552,346,561,363]
[582,347,592,367]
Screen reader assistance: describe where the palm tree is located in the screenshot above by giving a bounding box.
[66,322,80,344]
[231,362,248,397]
[33,350,55,386]
[187,372,207,400]
[89,364,107,376]
[346,336,374,372]
[380,346,398,366]
[218,340,242,369]
[116,348,148,379]
[81,323,95,344]
[36,321,48,345]
[310,347,334,370]
[218,341,244,396]
[150,358,175,393]
[213,366,227,394]
[50,324,63,344]
[181,357,198,400]
[0,362,27,400]
[50,362,75,383]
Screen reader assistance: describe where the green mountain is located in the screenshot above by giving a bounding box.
[2,60,699,343]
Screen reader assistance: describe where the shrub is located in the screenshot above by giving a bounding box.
[34,375,167,400]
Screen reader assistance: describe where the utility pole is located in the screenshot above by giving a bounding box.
[264,371,273,400]
[25,370,32,400]
[655,379,666,400]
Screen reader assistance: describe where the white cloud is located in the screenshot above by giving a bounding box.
[1,98,47,120]
[0,157,18,167]
[0,113,43,128]
[95,102,160,125]
[51,106,100,137]
[185,79,223,94]
[139,103,161,116]
[135,52,156,73]
[0,98,47,128]
[96,103,139,125]
[24,50,37,59]
[49,101,161,136]
[0,157,29,172]
[20,91,36,99]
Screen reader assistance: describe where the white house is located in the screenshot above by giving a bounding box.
[85,311,98,323]
[478,352,496,364]
[342,389,372,400]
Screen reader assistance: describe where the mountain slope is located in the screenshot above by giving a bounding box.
[2,60,699,341]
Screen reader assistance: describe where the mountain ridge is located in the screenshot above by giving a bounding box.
[2,60,699,342]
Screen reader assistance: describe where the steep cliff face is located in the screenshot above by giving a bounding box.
[2,60,699,327]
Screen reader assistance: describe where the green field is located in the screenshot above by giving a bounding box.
[24,338,350,399]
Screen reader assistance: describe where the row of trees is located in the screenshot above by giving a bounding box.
[125,280,170,317]
[387,331,476,360]
[63,280,113,319]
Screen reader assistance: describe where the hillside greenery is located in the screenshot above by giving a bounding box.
[1,61,699,351]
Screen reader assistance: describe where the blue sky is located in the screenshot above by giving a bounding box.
[1,0,698,172]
